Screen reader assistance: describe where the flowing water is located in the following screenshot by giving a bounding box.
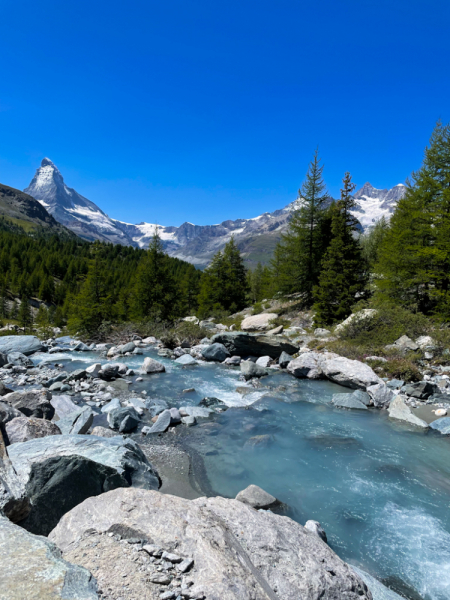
[35,346,450,600]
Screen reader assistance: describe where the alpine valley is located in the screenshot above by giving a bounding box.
[24,158,406,267]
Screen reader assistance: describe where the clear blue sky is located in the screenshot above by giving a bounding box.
[1,0,449,226]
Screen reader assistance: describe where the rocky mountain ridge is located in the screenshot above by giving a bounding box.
[24,158,406,266]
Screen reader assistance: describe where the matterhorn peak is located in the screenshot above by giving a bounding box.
[41,157,56,167]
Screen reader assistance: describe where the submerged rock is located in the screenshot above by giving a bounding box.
[0,515,98,600]
[49,487,371,600]
[174,353,197,365]
[332,394,368,410]
[236,484,280,509]
[241,360,267,380]
[430,417,450,435]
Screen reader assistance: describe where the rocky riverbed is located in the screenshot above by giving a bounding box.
[1,331,450,599]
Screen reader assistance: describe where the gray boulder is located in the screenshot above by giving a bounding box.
[212,331,299,358]
[0,401,21,425]
[351,566,405,600]
[287,352,322,379]
[385,335,419,353]
[332,394,368,410]
[99,363,120,380]
[57,407,94,435]
[367,383,394,408]
[0,335,43,356]
[240,360,267,380]
[101,397,121,414]
[0,516,98,599]
[7,352,33,367]
[304,520,327,543]
[49,488,371,600]
[255,355,273,368]
[179,406,212,419]
[235,484,280,509]
[320,356,382,390]
[145,409,171,434]
[0,352,7,367]
[118,341,135,354]
[278,351,292,368]
[0,382,13,396]
[90,426,118,438]
[141,357,165,374]
[107,407,140,432]
[50,394,79,419]
[201,343,230,362]
[3,390,54,420]
[5,417,61,445]
[145,398,169,418]
[401,381,437,399]
[73,341,90,351]
[175,354,197,366]
[64,369,87,382]
[7,434,160,535]
[43,372,68,389]
[351,389,372,406]
[388,395,428,428]
[430,417,450,435]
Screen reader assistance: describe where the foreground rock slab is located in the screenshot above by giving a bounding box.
[0,335,43,356]
[388,395,429,428]
[0,515,98,600]
[50,487,371,600]
[5,416,61,445]
[241,313,278,331]
[7,434,160,535]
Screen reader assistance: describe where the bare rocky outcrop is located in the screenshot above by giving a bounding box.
[49,487,372,600]
[241,313,278,331]
[211,331,298,358]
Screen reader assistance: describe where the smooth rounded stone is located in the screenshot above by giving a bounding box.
[314,328,331,338]
[332,393,368,410]
[351,565,405,600]
[0,401,21,425]
[86,363,102,377]
[287,352,323,379]
[388,395,429,428]
[201,343,230,362]
[49,381,64,391]
[175,354,197,366]
[278,351,292,368]
[7,352,33,368]
[401,381,437,399]
[321,356,382,390]
[7,434,160,535]
[235,484,280,509]
[241,313,278,331]
[145,409,172,434]
[107,346,118,358]
[118,341,136,354]
[255,355,273,368]
[107,406,141,431]
[50,488,370,600]
[385,335,420,353]
[351,389,372,406]
[181,415,197,427]
[304,520,327,543]
[244,434,275,450]
[366,383,394,409]
[99,363,120,380]
[0,335,43,356]
[5,417,61,445]
[267,325,284,335]
[179,406,212,419]
[90,426,118,438]
[429,417,450,435]
[240,360,266,380]
[0,516,98,600]
[73,341,90,352]
[212,331,298,359]
[224,355,241,365]
[141,357,166,374]
[3,390,54,420]
[57,406,94,435]
[50,395,78,419]
[0,381,13,397]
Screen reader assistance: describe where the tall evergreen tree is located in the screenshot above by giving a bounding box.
[376,121,450,317]
[313,173,368,326]
[131,229,178,321]
[18,296,33,331]
[274,149,329,302]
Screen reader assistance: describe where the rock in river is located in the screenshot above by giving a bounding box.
[201,342,230,362]
[388,395,428,428]
[141,357,166,374]
[211,331,299,359]
[0,335,43,356]
[49,487,371,600]
[236,484,280,509]
[241,360,267,380]
[320,356,382,390]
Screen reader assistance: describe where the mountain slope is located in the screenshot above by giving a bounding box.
[24,158,406,267]
[25,158,133,244]
[0,182,74,237]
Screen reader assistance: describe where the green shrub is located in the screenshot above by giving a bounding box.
[252,302,263,315]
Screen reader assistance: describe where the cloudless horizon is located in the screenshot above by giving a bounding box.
[1,0,449,226]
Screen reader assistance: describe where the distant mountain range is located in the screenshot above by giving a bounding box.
[24,158,406,267]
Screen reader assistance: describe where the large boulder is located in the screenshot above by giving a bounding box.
[50,394,79,419]
[5,417,61,445]
[430,417,450,435]
[320,356,382,390]
[3,390,54,420]
[201,343,230,362]
[107,406,140,432]
[0,516,98,600]
[351,566,405,600]
[388,395,428,428]
[385,335,419,353]
[332,394,368,410]
[240,360,267,380]
[141,357,166,374]
[401,381,437,399]
[0,335,43,356]
[211,331,299,359]
[175,353,198,366]
[7,351,33,367]
[241,313,278,331]
[6,434,160,535]
[235,484,280,509]
[57,406,94,435]
[49,487,371,600]
[287,352,323,379]
[0,401,21,425]
[367,383,394,408]
[0,381,13,396]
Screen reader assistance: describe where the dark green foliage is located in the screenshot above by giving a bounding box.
[272,149,330,303]
[376,121,450,317]
[18,296,33,331]
[360,216,389,269]
[313,173,368,326]
[198,237,249,316]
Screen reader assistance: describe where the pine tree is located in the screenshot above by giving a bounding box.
[131,229,178,321]
[0,278,8,319]
[313,173,368,326]
[376,121,450,317]
[250,262,264,303]
[274,149,329,303]
[18,296,33,331]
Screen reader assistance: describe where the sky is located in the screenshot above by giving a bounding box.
[1,0,449,226]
